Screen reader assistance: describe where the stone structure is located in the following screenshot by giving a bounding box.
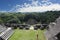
[0,28,14,40]
[0,25,7,33]
[19,24,30,30]
[26,19,38,25]
[34,24,47,30]
[45,17,60,40]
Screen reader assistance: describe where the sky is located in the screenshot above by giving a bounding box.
[0,0,60,12]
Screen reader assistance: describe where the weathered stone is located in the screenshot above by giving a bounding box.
[45,17,60,40]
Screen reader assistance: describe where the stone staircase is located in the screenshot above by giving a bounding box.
[0,28,14,40]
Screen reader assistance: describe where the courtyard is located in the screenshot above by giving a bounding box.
[9,29,46,40]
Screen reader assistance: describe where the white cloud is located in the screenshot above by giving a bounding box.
[42,0,49,2]
[0,11,7,12]
[9,0,60,12]
[16,4,60,12]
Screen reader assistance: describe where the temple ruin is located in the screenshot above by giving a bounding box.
[45,17,60,40]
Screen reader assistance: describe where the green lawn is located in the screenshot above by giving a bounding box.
[9,29,46,40]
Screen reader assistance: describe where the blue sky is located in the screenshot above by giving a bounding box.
[0,0,60,12]
[0,0,28,10]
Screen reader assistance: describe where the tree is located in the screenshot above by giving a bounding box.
[7,18,21,24]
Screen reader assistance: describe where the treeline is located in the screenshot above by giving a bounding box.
[0,11,60,24]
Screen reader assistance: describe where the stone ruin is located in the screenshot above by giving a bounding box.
[45,17,60,40]
[26,19,38,25]
[19,24,30,30]
[34,24,47,30]
[0,25,14,40]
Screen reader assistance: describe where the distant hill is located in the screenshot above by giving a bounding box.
[0,11,60,24]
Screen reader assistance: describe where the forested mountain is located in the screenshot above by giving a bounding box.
[0,11,60,24]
